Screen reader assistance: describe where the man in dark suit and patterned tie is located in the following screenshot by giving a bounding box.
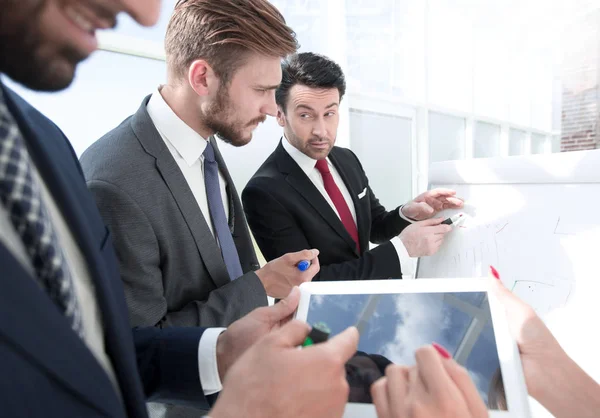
[0,1,360,417]
[243,52,464,282]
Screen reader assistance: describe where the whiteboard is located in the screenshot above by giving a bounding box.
[417,149,600,417]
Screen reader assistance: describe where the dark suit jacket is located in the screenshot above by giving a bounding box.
[243,141,410,281]
[0,83,207,417]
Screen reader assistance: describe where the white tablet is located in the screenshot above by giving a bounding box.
[295,278,530,418]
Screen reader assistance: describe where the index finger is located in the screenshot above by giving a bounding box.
[272,319,311,348]
[284,249,320,264]
[443,197,465,208]
[414,345,454,395]
[444,361,489,416]
[427,188,457,198]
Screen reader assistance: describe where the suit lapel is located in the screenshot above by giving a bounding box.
[130,97,230,288]
[275,142,359,254]
[328,150,369,254]
[1,85,123,416]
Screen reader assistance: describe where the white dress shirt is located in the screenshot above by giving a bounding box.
[146,89,225,395]
[281,137,416,277]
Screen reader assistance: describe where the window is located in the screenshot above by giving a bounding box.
[429,112,466,163]
[350,109,413,207]
[473,122,501,158]
[509,129,527,156]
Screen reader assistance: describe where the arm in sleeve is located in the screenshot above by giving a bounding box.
[87,180,266,328]
[133,326,209,408]
[243,182,402,281]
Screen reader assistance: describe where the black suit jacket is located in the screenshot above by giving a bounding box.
[0,83,208,417]
[243,141,410,281]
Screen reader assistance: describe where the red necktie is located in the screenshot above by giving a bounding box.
[315,159,360,253]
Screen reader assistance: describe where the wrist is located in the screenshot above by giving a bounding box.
[529,346,600,417]
[215,332,229,382]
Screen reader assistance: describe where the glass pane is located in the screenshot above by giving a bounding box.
[531,133,547,154]
[350,110,413,207]
[509,129,527,156]
[474,122,501,158]
[306,292,503,409]
[552,135,562,153]
[429,112,466,163]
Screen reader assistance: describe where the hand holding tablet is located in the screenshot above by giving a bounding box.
[295,278,531,417]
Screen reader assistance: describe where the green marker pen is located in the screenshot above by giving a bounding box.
[302,322,331,347]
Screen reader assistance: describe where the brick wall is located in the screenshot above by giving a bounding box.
[561,9,600,152]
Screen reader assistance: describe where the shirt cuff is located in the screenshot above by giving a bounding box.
[198,327,227,395]
[391,236,417,279]
[398,206,416,223]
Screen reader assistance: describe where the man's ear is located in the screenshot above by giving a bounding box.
[188,60,217,97]
[276,107,286,127]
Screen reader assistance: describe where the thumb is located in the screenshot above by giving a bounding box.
[266,286,300,323]
[273,319,311,348]
[320,326,360,362]
[418,217,445,227]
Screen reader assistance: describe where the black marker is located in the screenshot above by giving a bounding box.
[441,213,465,226]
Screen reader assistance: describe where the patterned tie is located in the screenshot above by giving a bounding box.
[203,141,243,281]
[0,89,83,337]
[315,159,361,253]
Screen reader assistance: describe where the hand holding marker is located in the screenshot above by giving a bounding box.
[297,260,311,271]
[441,212,466,227]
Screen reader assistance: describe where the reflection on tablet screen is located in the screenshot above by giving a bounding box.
[306,292,506,410]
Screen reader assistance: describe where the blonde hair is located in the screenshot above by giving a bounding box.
[165,0,299,84]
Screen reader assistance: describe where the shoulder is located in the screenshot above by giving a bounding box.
[80,117,152,183]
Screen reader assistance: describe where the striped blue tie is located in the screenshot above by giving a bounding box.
[203,141,243,281]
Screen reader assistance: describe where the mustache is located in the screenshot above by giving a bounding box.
[309,137,330,143]
[247,116,267,127]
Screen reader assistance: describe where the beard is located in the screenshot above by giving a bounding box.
[203,85,265,147]
[0,0,86,91]
[286,128,334,160]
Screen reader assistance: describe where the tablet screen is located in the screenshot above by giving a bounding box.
[306,291,506,410]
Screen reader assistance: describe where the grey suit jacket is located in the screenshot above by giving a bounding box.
[80,96,267,417]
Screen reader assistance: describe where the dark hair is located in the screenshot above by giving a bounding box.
[166,0,298,84]
[276,52,346,113]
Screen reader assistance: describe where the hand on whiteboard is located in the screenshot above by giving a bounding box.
[370,345,488,418]
[402,189,464,221]
[399,218,452,257]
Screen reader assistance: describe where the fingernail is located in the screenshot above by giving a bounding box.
[432,342,451,359]
[490,266,500,280]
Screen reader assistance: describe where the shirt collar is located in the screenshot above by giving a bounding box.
[281,135,332,176]
[147,88,208,166]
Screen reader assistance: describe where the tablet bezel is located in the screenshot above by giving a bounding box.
[295,278,531,418]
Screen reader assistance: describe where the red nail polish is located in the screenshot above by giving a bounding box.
[490,266,500,280]
[432,342,451,359]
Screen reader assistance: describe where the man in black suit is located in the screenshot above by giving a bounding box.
[0,2,358,417]
[243,52,464,281]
